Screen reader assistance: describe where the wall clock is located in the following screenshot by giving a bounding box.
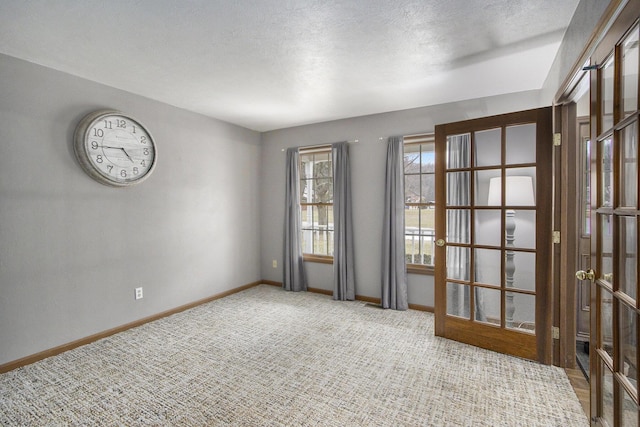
[74,110,157,187]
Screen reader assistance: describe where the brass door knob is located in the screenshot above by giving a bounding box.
[575,269,595,281]
[436,239,446,247]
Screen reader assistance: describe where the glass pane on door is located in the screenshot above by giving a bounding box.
[475,248,501,285]
[447,246,470,281]
[475,128,501,167]
[506,292,535,333]
[619,216,637,300]
[603,361,615,426]
[582,136,592,236]
[475,287,501,325]
[446,172,470,205]
[602,287,614,361]
[447,282,470,319]
[475,210,501,246]
[476,169,501,206]
[506,123,536,164]
[602,136,614,207]
[621,383,639,427]
[621,122,638,208]
[601,214,614,283]
[446,209,470,243]
[505,169,536,206]
[507,210,536,249]
[509,251,536,291]
[622,25,639,119]
[619,303,638,388]
[446,134,470,168]
[602,56,615,131]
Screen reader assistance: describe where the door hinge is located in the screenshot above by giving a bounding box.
[553,230,560,244]
[552,326,560,339]
[553,133,561,146]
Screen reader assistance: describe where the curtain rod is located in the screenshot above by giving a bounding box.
[377,132,433,142]
[281,139,359,152]
[280,132,433,151]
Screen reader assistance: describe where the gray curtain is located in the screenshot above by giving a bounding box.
[332,142,355,300]
[283,147,307,292]
[381,136,408,310]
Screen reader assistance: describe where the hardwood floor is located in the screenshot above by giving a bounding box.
[565,367,590,419]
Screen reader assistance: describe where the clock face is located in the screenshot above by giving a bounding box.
[74,110,157,187]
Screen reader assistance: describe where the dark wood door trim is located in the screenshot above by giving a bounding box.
[557,102,580,369]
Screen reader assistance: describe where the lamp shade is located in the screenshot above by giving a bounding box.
[487,176,535,206]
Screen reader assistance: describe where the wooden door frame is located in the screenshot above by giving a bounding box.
[554,102,592,369]
[554,102,580,369]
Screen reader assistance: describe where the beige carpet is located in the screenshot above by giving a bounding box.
[0,284,588,426]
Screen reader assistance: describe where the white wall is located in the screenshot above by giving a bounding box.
[260,90,545,307]
[0,54,262,365]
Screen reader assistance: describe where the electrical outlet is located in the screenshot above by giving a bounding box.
[272,260,277,268]
[135,287,143,300]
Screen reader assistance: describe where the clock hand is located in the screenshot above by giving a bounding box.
[100,145,134,162]
[120,147,134,162]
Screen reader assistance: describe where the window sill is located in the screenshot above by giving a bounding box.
[303,255,334,264]
[407,264,434,275]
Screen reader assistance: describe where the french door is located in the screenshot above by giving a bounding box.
[434,107,553,363]
[579,5,640,424]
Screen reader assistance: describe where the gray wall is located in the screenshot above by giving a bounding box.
[541,0,610,101]
[259,90,545,307]
[0,54,262,365]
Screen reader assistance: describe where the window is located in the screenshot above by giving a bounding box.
[404,135,435,272]
[300,147,333,262]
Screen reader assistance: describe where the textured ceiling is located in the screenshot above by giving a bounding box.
[0,0,580,131]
